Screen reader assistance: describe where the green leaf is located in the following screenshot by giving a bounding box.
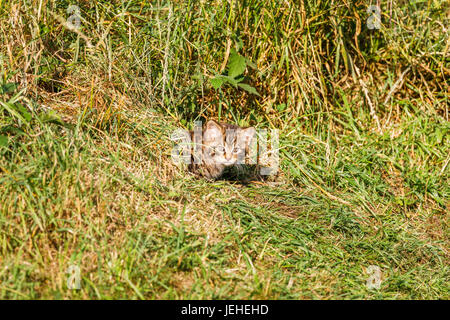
[210,76,225,90]
[210,75,239,89]
[237,83,260,96]
[227,49,246,79]
[0,135,7,147]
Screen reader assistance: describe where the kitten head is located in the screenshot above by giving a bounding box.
[203,120,255,166]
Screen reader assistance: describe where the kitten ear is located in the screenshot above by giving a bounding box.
[206,120,221,130]
[204,120,222,141]
[240,127,256,145]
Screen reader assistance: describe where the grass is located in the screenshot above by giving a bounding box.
[0,0,448,299]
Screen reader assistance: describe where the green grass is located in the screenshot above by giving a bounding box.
[0,0,448,299]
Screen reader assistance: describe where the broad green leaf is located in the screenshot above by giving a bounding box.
[238,83,260,96]
[210,76,225,90]
[211,75,239,88]
[227,49,246,79]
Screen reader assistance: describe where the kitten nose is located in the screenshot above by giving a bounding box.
[226,153,232,161]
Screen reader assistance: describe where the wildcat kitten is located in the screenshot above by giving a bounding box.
[188,120,256,180]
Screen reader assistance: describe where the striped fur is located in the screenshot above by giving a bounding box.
[188,120,256,180]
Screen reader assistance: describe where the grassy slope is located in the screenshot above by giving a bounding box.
[0,1,448,299]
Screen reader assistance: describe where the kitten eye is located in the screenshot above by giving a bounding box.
[232,147,241,154]
[215,146,225,153]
